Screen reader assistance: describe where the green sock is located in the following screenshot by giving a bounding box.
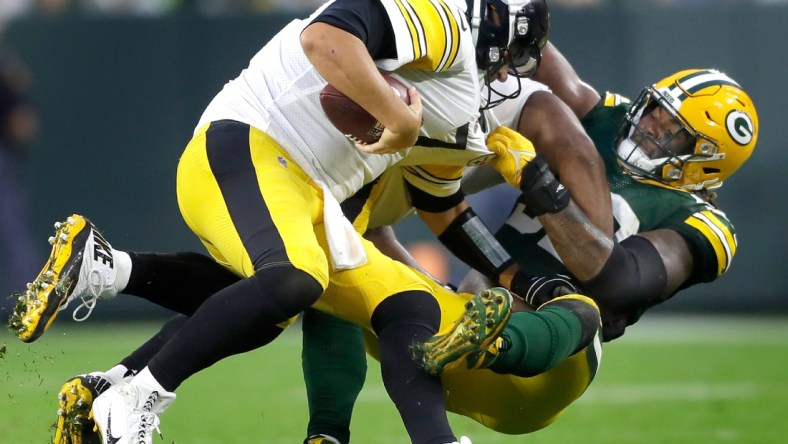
[302,308,367,444]
[488,304,584,377]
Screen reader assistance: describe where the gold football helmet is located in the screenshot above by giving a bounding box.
[616,69,759,190]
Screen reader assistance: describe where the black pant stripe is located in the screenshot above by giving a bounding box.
[205,120,289,269]
[340,176,380,224]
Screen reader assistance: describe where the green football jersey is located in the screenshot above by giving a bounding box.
[497,92,737,291]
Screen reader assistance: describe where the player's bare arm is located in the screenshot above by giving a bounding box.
[364,226,427,272]
[301,22,422,153]
[539,202,694,308]
[516,90,613,236]
[535,201,612,281]
[532,42,600,119]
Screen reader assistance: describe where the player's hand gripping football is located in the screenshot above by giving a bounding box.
[356,87,423,155]
[486,126,537,188]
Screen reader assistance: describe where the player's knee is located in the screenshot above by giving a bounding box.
[370,290,441,335]
[252,265,324,318]
[539,294,601,354]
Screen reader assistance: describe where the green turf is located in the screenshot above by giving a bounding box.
[1,315,787,443]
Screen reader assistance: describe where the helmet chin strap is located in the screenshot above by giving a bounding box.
[480,70,523,110]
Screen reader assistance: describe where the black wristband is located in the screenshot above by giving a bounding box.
[519,154,570,218]
[510,269,579,307]
[509,270,540,304]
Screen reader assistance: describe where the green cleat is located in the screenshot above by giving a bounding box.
[414,287,512,375]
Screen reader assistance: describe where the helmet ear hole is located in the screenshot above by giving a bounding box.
[703,167,721,175]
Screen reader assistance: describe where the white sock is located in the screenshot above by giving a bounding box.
[113,249,132,292]
[133,367,170,394]
[102,364,130,384]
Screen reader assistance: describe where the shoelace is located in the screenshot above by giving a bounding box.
[71,267,110,322]
[57,253,109,322]
[135,411,162,444]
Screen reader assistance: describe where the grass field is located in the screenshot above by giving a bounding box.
[2,315,787,443]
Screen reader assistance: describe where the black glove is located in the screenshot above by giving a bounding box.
[598,305,641,342]
[519,153,570,218]
[509,270,579,307]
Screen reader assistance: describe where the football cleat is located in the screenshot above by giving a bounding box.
[305,434,342,444]
[8,214,118,343]
[91,380,175,444]
[52,373,115,444]
[414,288,512,375]
[462,335,507,370]
[444,436,472,444]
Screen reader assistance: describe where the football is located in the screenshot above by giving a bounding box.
[319,73,410,144]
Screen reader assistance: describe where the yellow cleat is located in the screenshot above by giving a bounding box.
[7,214,116,343]
[52,374,113,444]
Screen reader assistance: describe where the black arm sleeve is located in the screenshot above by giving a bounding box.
[437,207,514,281]
[311,0,397,59]
[579,235,668,313]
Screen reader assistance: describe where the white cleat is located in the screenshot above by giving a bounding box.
[92,380,175,444]
[69,218,119,321]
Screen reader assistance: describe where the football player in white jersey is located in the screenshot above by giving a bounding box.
[123,1,470,442]
[9,1,594,444]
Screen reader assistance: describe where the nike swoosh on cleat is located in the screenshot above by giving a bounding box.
[107,414,123,444]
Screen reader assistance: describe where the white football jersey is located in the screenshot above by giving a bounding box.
[196,0,489,204]
[368,77,551,229]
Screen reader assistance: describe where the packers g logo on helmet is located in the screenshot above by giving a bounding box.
[616,69,759,191]
[726,110,754,146]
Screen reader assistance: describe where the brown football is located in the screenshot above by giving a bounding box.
[319,73,410,144]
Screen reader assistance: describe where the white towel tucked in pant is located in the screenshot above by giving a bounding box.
[321,184,367,271]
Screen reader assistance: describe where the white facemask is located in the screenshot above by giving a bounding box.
[616,133,670,177]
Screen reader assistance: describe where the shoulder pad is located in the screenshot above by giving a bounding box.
[603,92,631,108]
